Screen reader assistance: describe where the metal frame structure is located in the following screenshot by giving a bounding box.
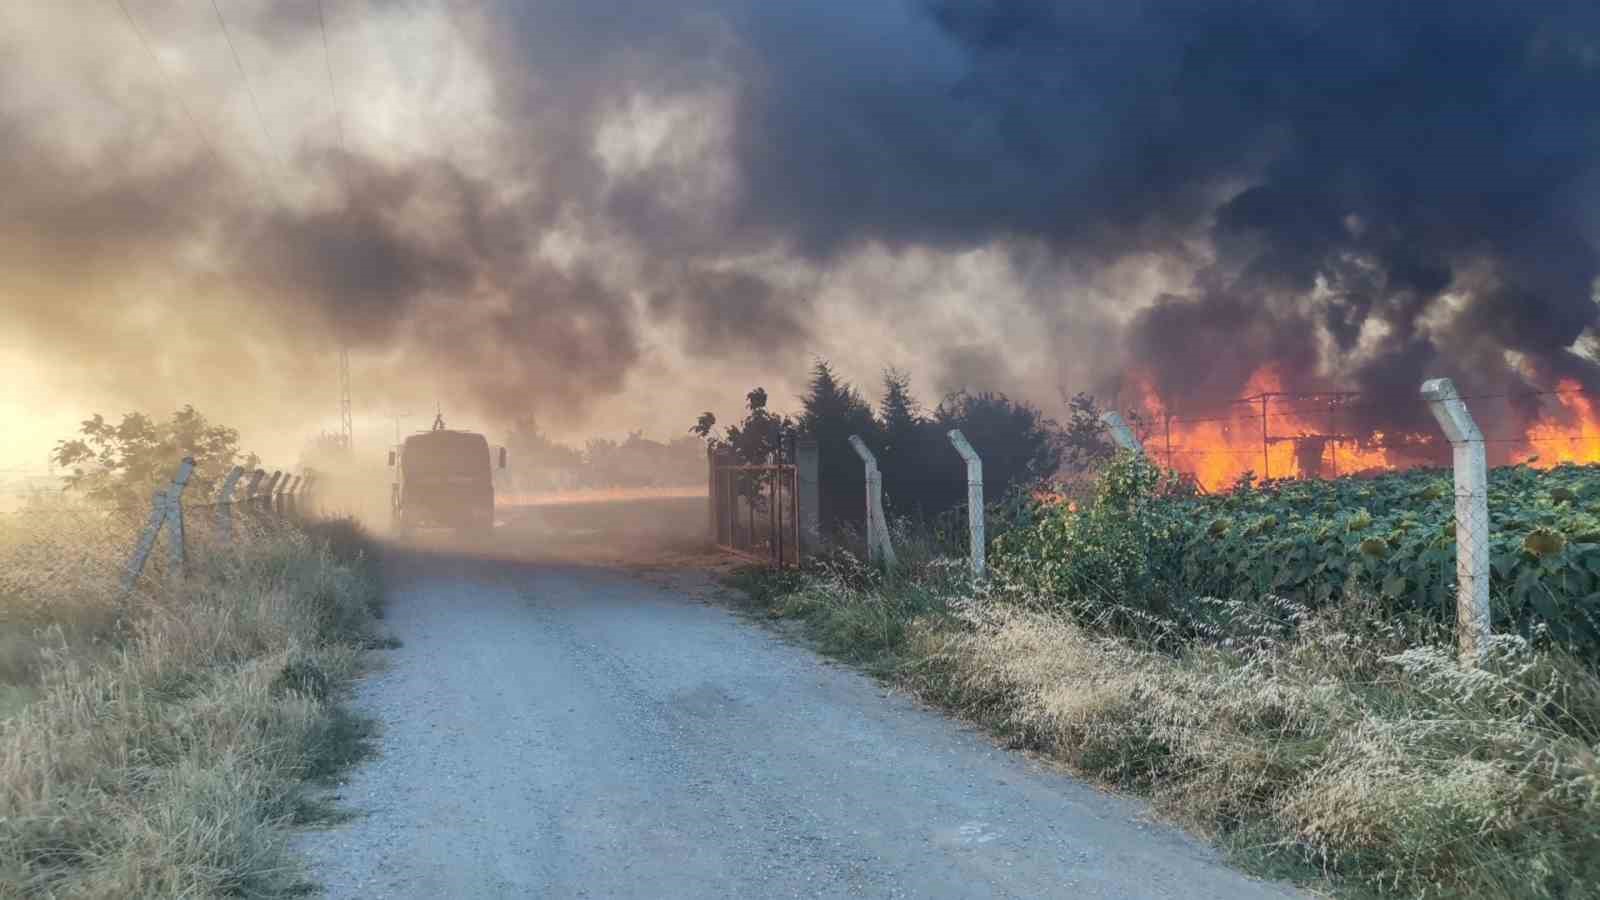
[709,447,801,567]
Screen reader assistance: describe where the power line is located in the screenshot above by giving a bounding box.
[1137,383,1600,427]
[110,0,224,165]
[209,0,285,189]
[107,0,281,206]
[316,0,351,187]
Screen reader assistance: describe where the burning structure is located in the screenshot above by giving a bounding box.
[1124,369,1600,493]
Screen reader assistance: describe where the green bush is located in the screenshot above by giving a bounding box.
[991,454,1190,634]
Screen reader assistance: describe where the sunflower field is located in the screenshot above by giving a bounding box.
[992,454,1600,655]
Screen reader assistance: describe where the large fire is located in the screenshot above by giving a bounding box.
[1510,385,1600,468]
[1134,371,1600,492]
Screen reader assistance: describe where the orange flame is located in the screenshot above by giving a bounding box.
[497,485,707,507]
[1138,368,1414,491]
[1511,380,1600,467]
[1129,369,1600,492]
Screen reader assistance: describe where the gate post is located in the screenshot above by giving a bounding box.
[847,435,896,569]
[707,445,719,542]
[718,449,737,546]
[1421,378,1491,664]
[947,429,985,578]
[796,439,819,559]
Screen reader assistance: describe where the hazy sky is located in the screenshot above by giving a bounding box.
[4,1,1598,470]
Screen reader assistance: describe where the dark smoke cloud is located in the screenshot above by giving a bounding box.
[647,267,811,364]
[6,0,1600,455]
[918,2,1600,421]
[462,0,1600,426]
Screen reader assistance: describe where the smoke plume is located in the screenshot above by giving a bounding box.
[3,1,1599,463]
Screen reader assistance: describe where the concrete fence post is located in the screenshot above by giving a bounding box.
[1421,377,1491,663]
[300,470,316,517]
[244,469,265,505]
[795,439,820,560]
[121,457,195,595]
[261,471,282,513]
[124,488,170,596]
[216,465,244,543]
[164,459,194,573]
[847,435,896,570]
[947,429,986,578]
[1101,411,1144,454]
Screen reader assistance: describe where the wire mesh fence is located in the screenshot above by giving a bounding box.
[0,462,324,624]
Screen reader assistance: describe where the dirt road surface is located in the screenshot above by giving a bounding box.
[295,500,1297,899]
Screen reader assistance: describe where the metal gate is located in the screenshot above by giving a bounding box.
[709,448,800,567]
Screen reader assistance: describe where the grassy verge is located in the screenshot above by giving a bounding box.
[0,514,387,899]
[728,552,1600,899]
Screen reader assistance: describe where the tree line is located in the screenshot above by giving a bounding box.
[694,361,1121,533]
[501,419,705,491]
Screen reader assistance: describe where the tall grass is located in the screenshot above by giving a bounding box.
[0,509,384,899]
[732,551,1600,898]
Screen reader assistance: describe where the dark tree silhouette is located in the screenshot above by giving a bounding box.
[699,362,1065,538]
[933,390,1061,505]
[798,360,881,532]
[1060,391,1117,476]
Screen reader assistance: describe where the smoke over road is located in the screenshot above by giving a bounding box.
[3,1,1598,462]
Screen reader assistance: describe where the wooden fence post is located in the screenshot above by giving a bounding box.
[947,429,986,578]
[847,435,896,569]
[1421,378,1491,663]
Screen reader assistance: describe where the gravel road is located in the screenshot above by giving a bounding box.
[296,541,1298,899]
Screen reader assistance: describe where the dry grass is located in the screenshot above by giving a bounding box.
[733,560,1600,898]
[0,506,383,899]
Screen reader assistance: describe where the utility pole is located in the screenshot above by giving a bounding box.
[339,344,353,452]
[1260,393,1270,482]
[1164,412,1173,470]
[390,412,415,445]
